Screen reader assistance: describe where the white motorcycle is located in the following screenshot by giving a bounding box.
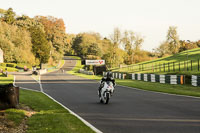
[98,81,115,104]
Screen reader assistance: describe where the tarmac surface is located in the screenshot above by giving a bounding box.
[15,58,200,133]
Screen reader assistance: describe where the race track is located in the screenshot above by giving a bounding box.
[16,58,200,133]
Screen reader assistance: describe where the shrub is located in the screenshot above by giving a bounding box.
[6,63,17,68]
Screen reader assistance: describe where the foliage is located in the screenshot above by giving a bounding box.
[35,16,67,62]
[14,15,45,32]
[166,26,180,54]
[0,21,35,65]
[2,8,16,24]
[72,33,102,58]
[29,27,50,65]
[0,8,67,66]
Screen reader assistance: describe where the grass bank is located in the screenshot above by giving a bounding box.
[112,47,200,75]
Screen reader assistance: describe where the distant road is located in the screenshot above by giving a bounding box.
[16,58,200,133]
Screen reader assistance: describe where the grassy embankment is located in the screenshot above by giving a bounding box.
[0,66,95,133]
[67,56,200,97]
[112,47,200,75]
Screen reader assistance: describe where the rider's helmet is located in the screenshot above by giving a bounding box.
[106,71,112,79]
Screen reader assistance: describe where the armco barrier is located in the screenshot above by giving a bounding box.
[130,73,184,85]
[170,75,177,84]
[160,75,165,84]
[138,74,141,80]
[132,73,135,80]
[151,74,156,82]
[147,74,151,82]
[144,74,148,81]
[141,74,144,81]
[103,72,185,85]
[191,75,200,86]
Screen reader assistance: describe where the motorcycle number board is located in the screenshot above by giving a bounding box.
[86,60,105,65]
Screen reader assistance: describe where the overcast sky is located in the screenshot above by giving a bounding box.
[1,0,200,51]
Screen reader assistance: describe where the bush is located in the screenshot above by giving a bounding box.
[6,63,17,68]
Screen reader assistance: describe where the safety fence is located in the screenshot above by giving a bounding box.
[112,59,200,73]
[131,73,184,85]
[103,72,185,85]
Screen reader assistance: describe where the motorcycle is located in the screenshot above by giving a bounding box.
[98,81,115,104]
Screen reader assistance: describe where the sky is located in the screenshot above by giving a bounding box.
[1,0,200,51]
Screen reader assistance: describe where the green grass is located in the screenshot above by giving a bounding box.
[112,47,200,75]
[20,89,95,133]
[116,79,200,97]
[0,66,18,72]
[5,109,26,127]
[0,74,14,85]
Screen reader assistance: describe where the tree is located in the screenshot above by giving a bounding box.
[166,26,180,54]
[3,8,16,24]
[64,34,75,55]
[0,21,35,64]
[35,16,67,62]
[30,27,50,68]
[14,15,45,32]
[121,30,144,64]
[72,33,102,58]
[121,30,135,64]
[155,41,170,57]
[108,28,122,66]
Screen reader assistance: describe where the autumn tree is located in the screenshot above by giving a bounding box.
[35,16,67,62]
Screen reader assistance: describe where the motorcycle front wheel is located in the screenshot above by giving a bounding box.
[105,93,110,104]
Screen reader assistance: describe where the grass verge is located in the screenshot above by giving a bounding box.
[0,74,14,85]
[20,89,95,133]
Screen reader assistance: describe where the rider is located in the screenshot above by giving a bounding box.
[98,71,116,96]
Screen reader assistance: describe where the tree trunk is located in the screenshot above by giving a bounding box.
[0,84,19,110]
